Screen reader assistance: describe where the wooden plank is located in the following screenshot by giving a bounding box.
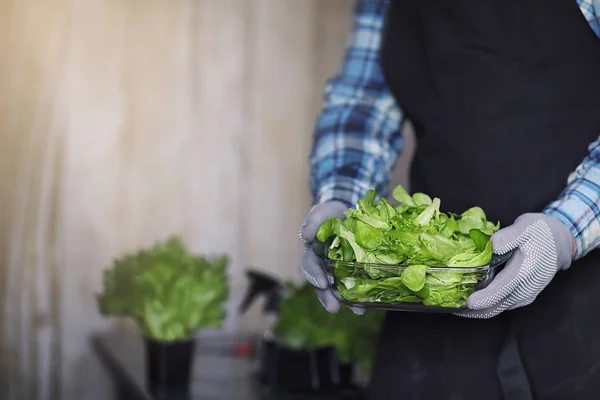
[240,0,354,331]
[242,0,319,283]
[185,0,246,331]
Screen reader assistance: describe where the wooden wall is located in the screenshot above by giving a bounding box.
[0,1,413,399]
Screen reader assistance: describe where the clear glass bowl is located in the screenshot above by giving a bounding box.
[313,242,513,313]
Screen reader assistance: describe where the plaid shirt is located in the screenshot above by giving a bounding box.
[309,0,600,259]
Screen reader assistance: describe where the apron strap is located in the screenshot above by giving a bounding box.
[498,324,532,400]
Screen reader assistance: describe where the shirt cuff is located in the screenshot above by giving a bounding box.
[543,186,600,260]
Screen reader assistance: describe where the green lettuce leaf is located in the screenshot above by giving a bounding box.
[315,185,501,309]
[96,236,229,342]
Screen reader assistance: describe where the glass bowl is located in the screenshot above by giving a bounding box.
[313,242,514,313]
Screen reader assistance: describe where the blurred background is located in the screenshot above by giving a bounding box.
[0,1,414,399]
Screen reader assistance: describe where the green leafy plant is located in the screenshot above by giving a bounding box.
[97,236,229,342]
[272,281,385,375]
[316,185,501,308]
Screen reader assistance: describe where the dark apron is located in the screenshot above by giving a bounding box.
[368,1,600,399]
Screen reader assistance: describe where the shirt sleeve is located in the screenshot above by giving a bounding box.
[543,136,600,259]
[580,0,600,36]
[309,0,404,208]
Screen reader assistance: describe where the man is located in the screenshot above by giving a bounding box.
[300,0,600,399]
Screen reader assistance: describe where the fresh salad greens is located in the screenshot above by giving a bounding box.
[315,185,501,309]
[272,281,385,375]
[97,236,229,342]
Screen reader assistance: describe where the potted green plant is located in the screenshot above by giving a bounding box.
[96,236,229,390]
[265,281,386,393]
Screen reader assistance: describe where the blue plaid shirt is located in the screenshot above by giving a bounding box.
[310,0,600,260]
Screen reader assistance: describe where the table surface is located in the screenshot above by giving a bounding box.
[91,332,364,400]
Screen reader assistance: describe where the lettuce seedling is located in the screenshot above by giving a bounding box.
[272,281,385,375]
[96,236,229,342]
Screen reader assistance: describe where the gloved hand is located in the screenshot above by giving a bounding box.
[299,201,366,315]
[460,213,576,319]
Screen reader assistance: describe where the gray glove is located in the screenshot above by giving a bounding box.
[299,201,365,315]
[460,213,575,319]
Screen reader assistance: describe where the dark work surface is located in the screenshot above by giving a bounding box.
[91,332,364,400]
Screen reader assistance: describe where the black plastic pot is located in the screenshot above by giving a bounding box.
[257,337,356,394]
[144,338,195,390]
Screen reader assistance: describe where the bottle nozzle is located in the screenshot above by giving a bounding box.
[239,268,281,315]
